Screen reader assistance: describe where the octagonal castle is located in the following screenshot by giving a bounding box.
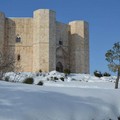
[0,9,89,73]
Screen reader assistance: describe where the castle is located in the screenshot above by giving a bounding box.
[0,9,89,73]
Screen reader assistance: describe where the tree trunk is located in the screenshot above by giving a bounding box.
[115,68,120,89]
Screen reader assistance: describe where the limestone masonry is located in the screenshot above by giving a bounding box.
[0,9,89,73]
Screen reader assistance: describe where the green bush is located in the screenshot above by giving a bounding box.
[39,69,42,73]
[103,72,111,77]
[50,76,53,80]
[64,69,71,75]
[5,76,10,82]
[54,77,58,80]
[37,81,44,86]
[60,77,64,81]
[94,70,103,78]
[23,77,34,84]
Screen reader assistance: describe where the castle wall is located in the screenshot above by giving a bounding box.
[49,10,56,71]
[5,18,33,72]
[56,22,70,70]
[0,12,5,54]
[69,21,89,73]
[5,18,16,48]
[0,9,89,73]
[33,9,56,72]
[84,22,90,73]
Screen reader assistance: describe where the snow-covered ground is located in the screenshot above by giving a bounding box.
[0,71,120,120]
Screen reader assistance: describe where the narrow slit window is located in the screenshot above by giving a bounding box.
[17,54,21,61]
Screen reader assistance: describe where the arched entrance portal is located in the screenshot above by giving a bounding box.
[56,62,63,72]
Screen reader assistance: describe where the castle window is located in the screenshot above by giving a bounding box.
[16,37,21,42]
[16,34,21,43]
[59,41,63,45]
[17,54,21,61]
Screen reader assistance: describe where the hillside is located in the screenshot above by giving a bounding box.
[0,71,120,120]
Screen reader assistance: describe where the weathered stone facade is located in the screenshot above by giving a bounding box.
[0,9,89,73]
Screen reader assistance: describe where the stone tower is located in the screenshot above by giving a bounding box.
[33,9,56,72]
[69,21,89,73]
[0,9,90,73]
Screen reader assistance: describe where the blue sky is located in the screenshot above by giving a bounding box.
[0,0,120,75]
